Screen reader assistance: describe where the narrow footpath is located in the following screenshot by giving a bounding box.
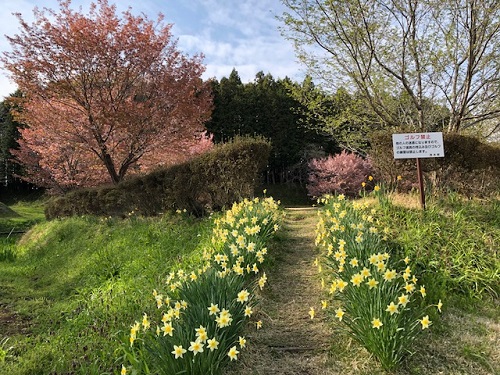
[226,207,338,375]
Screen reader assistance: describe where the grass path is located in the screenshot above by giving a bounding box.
[225,207,340,375]
[225,204,500,375]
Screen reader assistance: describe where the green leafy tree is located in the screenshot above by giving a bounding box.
[280,0,500,133]
[206,70,336,183]
[286,77,377,154]
[0,91,24,188]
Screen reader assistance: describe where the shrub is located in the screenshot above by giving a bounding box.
[306,151,374,198]
[45,136,271,219]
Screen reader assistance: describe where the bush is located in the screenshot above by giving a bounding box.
[45,136,271,219]
[369,131,500,196]
[306,151,374,198]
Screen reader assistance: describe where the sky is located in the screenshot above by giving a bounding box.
[0,0,305,100]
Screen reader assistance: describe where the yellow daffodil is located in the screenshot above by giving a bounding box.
[256,320,263,329]
[367,278,379,289]
[383,269,397,282]
[372,318,383,329]
[239,336,247,348]
[121,365,127,375]
[142,313,150,330]
[195,325,207,340]
[188,340,204,355]
[337,279,348,291]
[228,346,239,361]
[329,281,337,294]
[162,323,174,337]
[437,299,443,313]
[404,283,415,293]
[207,338,219,351]
[172,345,186,359]
[374,185,380,191]
[351,273,363,287]
[335,308,345,321]
[349,258,359,267]
[361,267,371,278]
[244,305,253,317]
[386,302,398,315]
[258,273,267,289]
[216,310,233,328]
[398,294,409,307]
[420,286,426,297]
[237,289,250,304]
[419,315,431,329]
[321,300,328,309]
[376,261,386,272]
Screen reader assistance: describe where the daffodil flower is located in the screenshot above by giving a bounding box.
[372,318,383,329]
[228,346,239,361]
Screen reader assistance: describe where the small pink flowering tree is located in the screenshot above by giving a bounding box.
[307,150,374,198]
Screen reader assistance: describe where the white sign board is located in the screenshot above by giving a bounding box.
[392,132,444,159]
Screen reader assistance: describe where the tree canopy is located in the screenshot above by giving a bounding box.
[1,0,212,192]
[0,92,24,188]
[206,69,337,183]
[280,0,500,134]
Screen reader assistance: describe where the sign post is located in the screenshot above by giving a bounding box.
[392,132,445,210]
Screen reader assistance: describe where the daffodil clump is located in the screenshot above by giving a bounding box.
[315,194,442,370]
[120,197,281,375]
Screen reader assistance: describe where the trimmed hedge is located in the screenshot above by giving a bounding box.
[369,131,500,197]
[45,136,271,219]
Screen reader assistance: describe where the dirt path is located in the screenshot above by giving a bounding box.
[224,206,500,375]
[226,207,338,375]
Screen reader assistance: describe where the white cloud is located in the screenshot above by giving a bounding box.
[0,0,303,99]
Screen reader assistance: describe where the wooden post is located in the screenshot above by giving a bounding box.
[416,158,426,210]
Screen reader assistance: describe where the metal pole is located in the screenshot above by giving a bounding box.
[416,158,426,210]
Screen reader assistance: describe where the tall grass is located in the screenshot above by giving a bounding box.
[378,193,500,300]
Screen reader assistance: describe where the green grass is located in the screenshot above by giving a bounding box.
[0,201,46,233]
[1,194,499,374]
[376,194,500,302]
[0,211,214,374]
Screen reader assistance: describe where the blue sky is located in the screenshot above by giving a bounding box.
[0,0,304,100]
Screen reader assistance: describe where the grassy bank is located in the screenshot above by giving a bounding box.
[0,210,213,374]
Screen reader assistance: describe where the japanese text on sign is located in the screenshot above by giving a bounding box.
[392,132,445,159]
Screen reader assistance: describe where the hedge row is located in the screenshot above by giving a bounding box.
[369,132,500,197]
[45,136,271,219]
